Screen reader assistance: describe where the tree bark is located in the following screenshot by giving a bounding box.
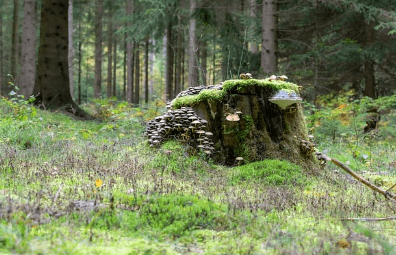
[19,0,37,98]
[175,17,182,97]
[113,31,117,97]
[11,0,20,84]
[107,5,113,98]
[78,20,82,105]
[145,37,149,104]
[126,0,134,103]
[123,31,127,100]
[200,40,207,86]
[165,20,174,100]
[34,0,90,118]
[0,1,3,95]
[133,43,140,104]
[149,38,154,95]
[188,0,198,87]
[68,0,74,98]
[363,20,376,98]
[249,0,258,54]
[260,0,277,76]
[94,0,103,98]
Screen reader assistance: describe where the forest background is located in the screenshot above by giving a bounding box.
[1,0,396,107]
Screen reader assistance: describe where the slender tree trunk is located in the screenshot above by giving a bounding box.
[123,31,126,100]
[0,1,3,95]
[11,0,20,83]
[363,20,376,98]
[106,5,113,98]
[145,37,149,104]
[78,21,82,105]
[175,17,182,96]
[134,43,140,104]
[181,47,185,91]
[68,0,74,98]
[149,38,154,95]
[249,0,258,54]
[188,0,198,87]
[94,0,103,98]
[212,38,216,84]
[126,0,134,103]
[113,32,117,97]
[260,0,277,76]
[165,20,174,100]
[19,0,37,98]
[200,40,207,86]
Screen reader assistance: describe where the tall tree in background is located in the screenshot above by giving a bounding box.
[144,37,149,104]
[107,2,114,98]
[165,19,174,100]
[34,0,89,118]
[126,0,134,103]
[0,0,2,95]
[249,0,258,54]
[188,0,198,87]
[363,20,376,98]
[19,0,37,98]
[94,0,103,98]
[134,43,140,104]
[261,0,277,76]
[174,16,182,96]
[68,0,74,98]
[11,0,20,83]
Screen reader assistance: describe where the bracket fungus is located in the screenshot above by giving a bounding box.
[226,113,240,122]
[269,90,302,110]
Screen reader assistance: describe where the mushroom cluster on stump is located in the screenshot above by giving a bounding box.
[145,107,215,155]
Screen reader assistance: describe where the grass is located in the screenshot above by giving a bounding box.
[0,96,396,254]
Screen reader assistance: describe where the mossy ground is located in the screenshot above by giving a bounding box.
[0,97,396,254]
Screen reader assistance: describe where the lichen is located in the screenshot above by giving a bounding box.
[171,79,300,109]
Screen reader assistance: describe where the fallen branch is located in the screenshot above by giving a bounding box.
[341,215,396,222]
[321,154,396,203]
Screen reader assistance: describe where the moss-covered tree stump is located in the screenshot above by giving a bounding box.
[146,78,317,170]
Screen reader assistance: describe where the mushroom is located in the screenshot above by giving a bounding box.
[245,73,252,79]
[277,75,288,81]
[269,75,277,81]
[226,114,240,121]
[236,157,244,164]
[268,90,302,110]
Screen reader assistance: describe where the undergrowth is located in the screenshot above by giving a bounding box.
[0,96,395,254]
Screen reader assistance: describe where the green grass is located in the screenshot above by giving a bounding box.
[0,96,396,254]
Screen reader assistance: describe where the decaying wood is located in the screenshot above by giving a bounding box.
[323,154,396,203]
[341,215,396,222]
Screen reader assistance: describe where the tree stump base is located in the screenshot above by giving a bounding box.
[146,79,317,170]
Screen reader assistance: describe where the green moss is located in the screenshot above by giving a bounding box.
[171,79,300,109]
[230,159,308,186]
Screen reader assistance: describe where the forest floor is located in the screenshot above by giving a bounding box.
[0,97,396,254]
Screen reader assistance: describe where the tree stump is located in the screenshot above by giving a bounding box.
[146,79,317,170]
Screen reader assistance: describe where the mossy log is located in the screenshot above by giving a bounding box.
[148,79,317,170]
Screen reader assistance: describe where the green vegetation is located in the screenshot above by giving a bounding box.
[230,160,307,186]
[171,79,300,109]
[0,96,396,254]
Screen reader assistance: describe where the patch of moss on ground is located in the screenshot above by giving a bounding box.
[230,159,307,186]
[171,78,300,109]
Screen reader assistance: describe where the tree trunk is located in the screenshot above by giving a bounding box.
[188,0,198,87]
[0,1,3,95]
[11,0,20,84]
[133,43,140,104]
[200,40,207,86]
[107,5,113,98]
[165,20,174,100]
[249,0,258,54]
[94,0,103,98]
[145,37,149,104]
[123,31,127,100]
[212,38,216,84]
[175,17,182,97]
[68,0,74,98]
[149,38,154,95]
[363,20,376,98]
[19,0,37,98]
[126,0,134,103]
[78,20,82,105]
[34,0,90,118]
[260,0,277,76]
[113,31,117,97]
